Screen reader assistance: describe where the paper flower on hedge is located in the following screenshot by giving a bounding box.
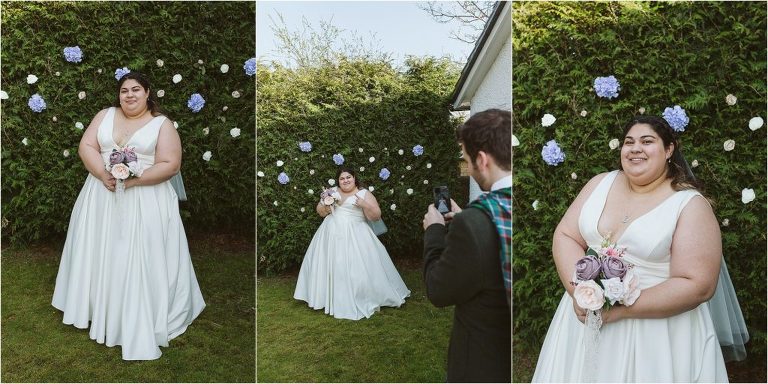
[412,144,424,156]
[407,188,413,195]
[28,94,47,112]
[22,137,29,146]
[63,46,83,63]
[723,139,735,151]
[328,178,335,186]
[662,105,689,132]
[157,90,165,98]
[63,149,70,157]
[173,74,182,84]
[749,117,764,131]
[220,64,230,73]
[333,153,345,165]
[114,67,131,80]
[156,59,164,67]
[27,74,38,84]
[594,75,620,99]
[75,122,84,129]
[244,57,256,76]
[725,94,737,106]
[299,141,312,152]
[541,113,556,127]
[187,93,206,112]
[379,168,391,180]
[609,138,620,150]
[78,91,86,100]
[512,135,520,147]
[541,140,565,166]
[230,128,241,138]
[0,90,7,100]
[202,151,212,161]
[257,171,265,177]
[741,188,755,204]
[278,172,290,185]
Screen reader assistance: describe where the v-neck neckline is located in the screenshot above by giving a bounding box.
[595,171,678,244]
[111,107,157,148]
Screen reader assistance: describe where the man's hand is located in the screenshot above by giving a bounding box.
[423,204,445,230]
[442,198,463,221]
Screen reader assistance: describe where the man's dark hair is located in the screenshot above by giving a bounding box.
[455,108,511,171]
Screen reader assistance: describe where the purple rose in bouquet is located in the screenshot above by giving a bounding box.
[575,255,602,280]
[110,150,126,165]
[602,257,628,279]
[124,148,138,162]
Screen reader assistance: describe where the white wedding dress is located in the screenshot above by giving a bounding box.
[293,188,410,320]
[533,170,728,382]
[52,107,206,360]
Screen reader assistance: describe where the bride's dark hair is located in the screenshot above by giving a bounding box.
[114,71,164,117]
[335,166,365,189]
[618,115,703,192]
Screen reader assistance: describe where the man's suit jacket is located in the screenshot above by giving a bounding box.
[423,207,511,383]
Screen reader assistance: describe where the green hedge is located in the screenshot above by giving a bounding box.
[1,1,255,243]
[512,0,767,357]
[256,58,464,274]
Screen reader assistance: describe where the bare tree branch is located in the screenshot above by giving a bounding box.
[417,1,496,44]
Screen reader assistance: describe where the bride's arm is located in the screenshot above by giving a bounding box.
[552,173,607,295]
[604,196,721,323]
[125,119,180,188]
[355,191,381,221]
[78,108,115,189]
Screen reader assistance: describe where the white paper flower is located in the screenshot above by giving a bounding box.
[220,64,229,73]
[173,121,179,129]
[721,218,729,226]
[389,189,394,194]
[230,127,241,138]
[406,188,413,195]
[358,147,364,152]
[308,189,314,195]
[368,186,375,192]
[63,149,70,157]
[0,90,8,99]
[571,172,577,180]
[573,280,605,311]
[601,277,626,305]
[512,135,520,147]
[22,137,29,146]
[541,113,556,127]
[172,74,182,84]
[423,180,429,184]
[273,201,278,206]
[638,107,646,114]
[749,116,764,131]
[52,116,58,122]
[328,179,335,186]
[157,90,165,98]
[156,59,164,67]
[202,127,209,135]
[78,91,86,100]
[232,90,241,98]
[398,149,404,155]
[725,94,737,106]
[310,169,315,175]
[406,165,412,170]
[723,139,735,151]
[75,122,84,129]
[390,204,397,211]
[360,167,365,172]
[197,59,204,65]
[532,200,539,210]
[368,156,375,163]
[55,72,60,76]
[257,171,265,177]
[223,106,228,112]
[300,207,306,213]
[426,163,432,169]
[276,160,284,167]
[97,68,103,74]
[580,110,587,117]
[609,138,620,150]
[26,74,38,84]
[741,188,755,204]
[691,159,699,168]
[202,151,212,161]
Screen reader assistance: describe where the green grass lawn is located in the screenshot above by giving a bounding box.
[1,234,255,382]
[257,259,454,383]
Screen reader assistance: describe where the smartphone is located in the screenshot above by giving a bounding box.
[433,186,451,214]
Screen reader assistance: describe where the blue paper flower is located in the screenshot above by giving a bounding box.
[244,57,256,76]
[332,153,345,165]
[412,144,424,156]
[187,93,206,113]
[28,94,47,113]
[662,105,689,132]
[277,172,290,185]
[379,168,391,180]
[541,140,565,166]
[298,141,312,152]
[114,67,131,81]
[63,46,83,63]
[594,75,620,99]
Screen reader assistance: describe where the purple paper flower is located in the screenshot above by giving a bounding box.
[541,140,565,166]
[124,148,137,162]
[594,75,620,99]
[379,168,391,180]
[575,255,601,280]
[299,141,312,152]
[114,67,131,81]
[109,150,126,165]
[602,257,628,279]
[63,46,83,63]
[412,144,424,156]
[662,105,689,132]
[187,93,206,113]
[277,172,290,185]
[243,57,256,76]
[332,153,345,165]
[27,94,47,113]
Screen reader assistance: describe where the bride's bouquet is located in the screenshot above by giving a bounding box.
[319,187,340,214]
[571,235,641,329]
[106,146,143,194]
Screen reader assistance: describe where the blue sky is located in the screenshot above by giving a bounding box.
[256,1,475,67]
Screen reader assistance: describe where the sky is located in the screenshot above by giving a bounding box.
[256,1,476,68]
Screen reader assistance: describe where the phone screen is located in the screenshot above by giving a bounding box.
[434,186,450,214]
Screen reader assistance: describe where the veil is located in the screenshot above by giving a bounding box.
[169,171,188,201]
[676,150,749,361]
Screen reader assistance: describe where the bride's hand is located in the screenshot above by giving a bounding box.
[572,298,587,323]
[100,172,117,192]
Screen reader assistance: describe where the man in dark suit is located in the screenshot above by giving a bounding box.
[422,109,511,382]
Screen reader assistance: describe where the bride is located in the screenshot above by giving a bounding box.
[533,116,728,382]
[293,166,410,320]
